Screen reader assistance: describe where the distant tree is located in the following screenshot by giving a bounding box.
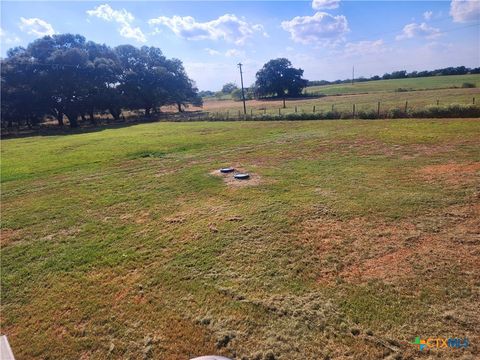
[391,70,407,79]
[254,58,308,98]
[221,82,238,94]
[231,88,243,101]
[416,70,431,78]
[198,90,215,98]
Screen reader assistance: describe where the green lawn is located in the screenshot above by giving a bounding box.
[305,74,480,95]
[2,119,480,359]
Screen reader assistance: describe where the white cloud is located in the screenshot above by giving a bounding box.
[148,14,266,45]
[0,28,21,45]
[204,47,245,58]
[19,17,55,37]
[450,0,480,22]
[396,22,441,40]
[423,10,433,20]
[312,0,340,10]
[344,39,386,56]
[281,12,349,45]
[225,48,245,58]
[87,4,146,43]
[205,47,221,56]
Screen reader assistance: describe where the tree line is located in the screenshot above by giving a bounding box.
[308,66,480,86]
[1,34,202,128]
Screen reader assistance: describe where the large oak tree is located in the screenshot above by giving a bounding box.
[254,58,308,98]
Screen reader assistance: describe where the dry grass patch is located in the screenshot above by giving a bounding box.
[0,228,22,247]
[299,202,480,286]
[418,161,480,185]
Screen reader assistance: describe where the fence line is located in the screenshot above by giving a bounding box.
[173,98,480,122]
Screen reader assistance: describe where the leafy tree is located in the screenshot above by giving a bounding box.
[254,58,308,98]
[26,34,91,127]
[0,33,207,129]
[1,48,49,128]
[221,82,238,94]
[231,88,243,101]
[115,45,167,116]
[198,90,215,98]
[163,58,202,111]
[82,41,123,123]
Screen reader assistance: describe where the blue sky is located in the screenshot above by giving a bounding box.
[1,1,479,90]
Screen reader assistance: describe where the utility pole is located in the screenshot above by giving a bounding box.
[352,65,355,85]
[238,63,247,115]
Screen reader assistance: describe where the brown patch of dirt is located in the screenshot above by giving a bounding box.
[0,228,22,246]
[418,162,480,185]
[298,203,480,285]
[134,210,151,224]
[120,210,151,224]
[210,168,263,187]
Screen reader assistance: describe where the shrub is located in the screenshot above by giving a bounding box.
[285,113,307,120]
[357,109,378,119]
[323,111,341,119]
[461,82,476,88]
[412,104,480,118]
[387,108,406,118]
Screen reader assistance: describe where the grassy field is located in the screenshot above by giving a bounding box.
[193,75,480,117]
[305,74,480,96]
[2,119,480,359]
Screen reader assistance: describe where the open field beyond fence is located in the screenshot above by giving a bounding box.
[304,74,480,96]
[196,87,480,118]
[2,118,480,359]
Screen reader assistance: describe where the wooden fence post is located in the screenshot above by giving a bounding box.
[279,108,281,115]
[404,101,408,113]
[473,97,476,105]
[377,102,380,117]
[313,105,316,113]
[353,104,356,118]
[332,104,335,112]
[295,106,297,113]
[436,99,439,106]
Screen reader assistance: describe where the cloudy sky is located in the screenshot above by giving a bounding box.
[1,0,479,90]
